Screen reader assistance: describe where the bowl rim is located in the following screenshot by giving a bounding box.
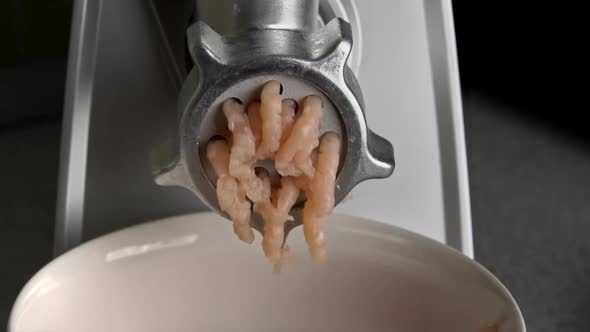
[9,212,526,332]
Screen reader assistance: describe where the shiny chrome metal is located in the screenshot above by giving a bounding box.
[196,0,319,35]
[319,0,362,75]
[196,0,363,75]
[154,8,395,235]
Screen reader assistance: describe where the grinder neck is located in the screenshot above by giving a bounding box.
[195,0,319,36]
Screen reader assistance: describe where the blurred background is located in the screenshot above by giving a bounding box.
[0,1,586,331]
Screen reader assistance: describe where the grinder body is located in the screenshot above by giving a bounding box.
[55,0,471,257]
[154,0,395,234]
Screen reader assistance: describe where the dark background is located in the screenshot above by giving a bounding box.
[0,1,587,331]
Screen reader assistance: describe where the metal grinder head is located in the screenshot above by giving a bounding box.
[154,0,395,234]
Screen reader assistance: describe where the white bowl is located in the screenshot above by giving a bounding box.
[9,213,525,332]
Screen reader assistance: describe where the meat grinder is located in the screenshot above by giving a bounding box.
[55,0,471,257]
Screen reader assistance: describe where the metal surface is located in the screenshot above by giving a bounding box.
[319,0,362,75]
[154,9,395,235]
[196,0,319,35]
[56,0,473,258]
[195,0,364,74]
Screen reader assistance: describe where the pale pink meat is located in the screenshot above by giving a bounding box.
[292,150,318,191]
[247,101,262,147]
[251,98,295,159]
[254,167,272,203]
[223,99,265,203]
[276,176,300,216]
[275,95,322,177]
[206,139,254,243]
[208,81,341,265]
[308,132,340,213]
[279,99,296,143]
[252,173,276,260]
[303,132,341,262]
[217,176,254,244]
[257,81,283,158]
[206,139,230,177]
[255,175,300,264]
